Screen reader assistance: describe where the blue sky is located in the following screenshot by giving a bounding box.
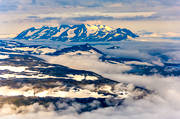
[0,0,180,37]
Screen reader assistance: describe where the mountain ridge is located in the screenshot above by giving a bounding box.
[14,24,139,42]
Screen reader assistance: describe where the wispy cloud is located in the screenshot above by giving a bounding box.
[0,0,180,34]
[24,11,156,23]
[0,0,19,12]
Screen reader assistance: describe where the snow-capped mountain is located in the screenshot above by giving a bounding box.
[14,24,138,41]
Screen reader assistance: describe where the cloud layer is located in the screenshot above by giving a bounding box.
[0,0,180,35]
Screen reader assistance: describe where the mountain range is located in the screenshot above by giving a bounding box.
[14,24,138,41]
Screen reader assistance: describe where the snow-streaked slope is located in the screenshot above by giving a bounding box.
[14,24,138,42]
[0,39,150,100]
[0,39,56,55]
[0,53,149,99]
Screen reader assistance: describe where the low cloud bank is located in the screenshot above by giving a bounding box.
[1,56,180,119]
[1,77,180,119]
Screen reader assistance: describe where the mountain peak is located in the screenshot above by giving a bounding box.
[14,24,139,42]
[47,43,104,56]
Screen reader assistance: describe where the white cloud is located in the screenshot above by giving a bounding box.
[165,51,180,63]
[41,53,132,75]
[1,75,180,119]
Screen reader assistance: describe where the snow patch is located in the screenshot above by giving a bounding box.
[8,47,56,54]
[0,66,27,72]
[0,86,109,98]
[67,74,98,81]
[124,61,153,66]
[0,55,9,59]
